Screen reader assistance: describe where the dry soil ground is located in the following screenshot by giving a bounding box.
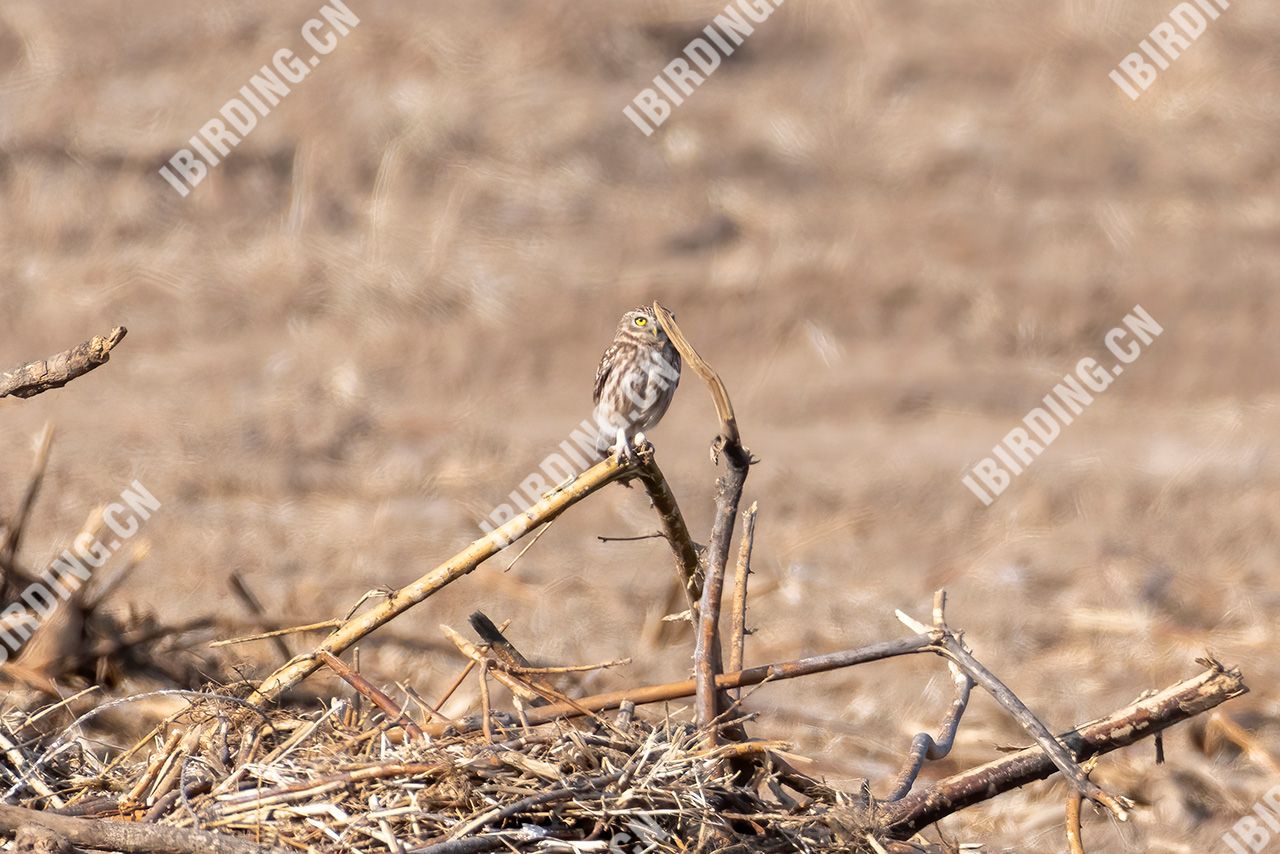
[2,1,1280,850]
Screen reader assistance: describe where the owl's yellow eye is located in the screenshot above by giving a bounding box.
[634,317,648,327]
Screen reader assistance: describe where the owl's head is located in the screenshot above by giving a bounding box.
[617,306,669,343]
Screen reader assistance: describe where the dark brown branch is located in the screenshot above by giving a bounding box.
[632,449,703,616]
[438,633,935,735]
[727,501,758,677]
[315,650,425,741]
[467,612,551,707]
[933,629,1129,820]
[0,327,126,400]
[0,801,270,854]
[652,303,752,738]
[882,662,1248,837]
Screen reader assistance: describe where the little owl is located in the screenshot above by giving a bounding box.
[592,306,681,459]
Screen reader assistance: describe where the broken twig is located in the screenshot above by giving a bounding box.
[728,501,758,678]
[0,327,127,400]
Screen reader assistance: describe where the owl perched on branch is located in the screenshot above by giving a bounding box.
[592,306,682,460]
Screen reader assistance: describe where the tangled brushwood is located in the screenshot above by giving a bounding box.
[0,314,1250,852]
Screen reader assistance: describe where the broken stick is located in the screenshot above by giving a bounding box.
[0,327,127,400]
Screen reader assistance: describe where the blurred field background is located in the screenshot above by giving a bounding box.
[3,0,1280,849]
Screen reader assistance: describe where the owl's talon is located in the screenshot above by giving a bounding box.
[592,306,681,467]
[612,427,636,463]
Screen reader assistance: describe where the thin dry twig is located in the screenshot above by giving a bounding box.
[228,573,292,664]
[0,424,54,581]
[596,532,664,543]
[315,650,425,741]
[0,327,127,400]
[502,519,554,573]
[728,501,758,678]
[208,620,344,648]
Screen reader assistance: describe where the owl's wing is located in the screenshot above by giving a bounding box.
[592,344,617,405]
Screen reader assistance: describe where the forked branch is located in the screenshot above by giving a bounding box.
[897,596,1131,821]
[883,661,1247,836]
[653,302,753,738]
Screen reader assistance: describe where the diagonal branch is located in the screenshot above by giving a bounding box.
[0,327,127,400]
[944,633,1128,820]
[633,447,703,616]
[248,453,635,705]
[897,598,1130,821]
[882,661,1247,836]
[316,650,425,741]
